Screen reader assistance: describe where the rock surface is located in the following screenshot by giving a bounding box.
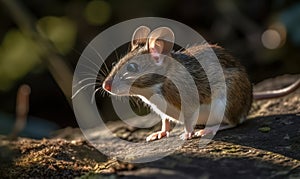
[0,74,299,178]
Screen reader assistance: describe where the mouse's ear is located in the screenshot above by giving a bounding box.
[147,27,175,65]
[131,26,151,51]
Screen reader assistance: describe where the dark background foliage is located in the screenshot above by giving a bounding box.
[0,0,299,137]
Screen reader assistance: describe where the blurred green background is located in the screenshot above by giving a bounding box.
[0,0,299,138]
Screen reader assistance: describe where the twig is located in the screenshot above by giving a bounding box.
[10,84,31,139]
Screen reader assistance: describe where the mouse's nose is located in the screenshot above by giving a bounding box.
[103,79,112,92]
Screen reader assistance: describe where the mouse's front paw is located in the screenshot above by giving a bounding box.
[180,132,194,140]
[146,131,170,142]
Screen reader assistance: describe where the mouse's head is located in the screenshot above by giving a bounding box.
[102,26,175,96]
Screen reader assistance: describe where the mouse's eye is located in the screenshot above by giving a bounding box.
[112,62,117,67]
[126,62,139,73]
[138,42,146,47]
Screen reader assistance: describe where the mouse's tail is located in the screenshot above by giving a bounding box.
[253,78,300,100]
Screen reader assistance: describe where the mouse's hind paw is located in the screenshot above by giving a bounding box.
[146,131,170,142]
[180,131,194,140]
[194,124,235,137]
[194,128,215,137]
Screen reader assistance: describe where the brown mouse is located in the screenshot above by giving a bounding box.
[102,26,300,141]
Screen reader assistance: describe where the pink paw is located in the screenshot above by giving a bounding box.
[146,131,170,142]
[180,132,194,140]
[194,128,216,137]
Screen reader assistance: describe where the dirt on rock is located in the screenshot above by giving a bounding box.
[0,74,299,178]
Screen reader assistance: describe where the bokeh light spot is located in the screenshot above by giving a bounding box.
[37,16,77,54]
[261,29,282,50]
[261,22,287,50]
[0,30,42,91]
[84,0,111,26]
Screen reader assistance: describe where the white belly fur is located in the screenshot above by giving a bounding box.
[137,95,226,126]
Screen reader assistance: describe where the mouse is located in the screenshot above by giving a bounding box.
[101,26,300,141]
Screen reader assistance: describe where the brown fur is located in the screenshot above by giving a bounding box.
[161,44,252,125]
[103,42,252,126]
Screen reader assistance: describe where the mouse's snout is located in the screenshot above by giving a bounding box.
[102,76,132,96]
[103,78,112,92]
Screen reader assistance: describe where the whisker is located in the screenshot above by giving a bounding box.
[99,89,104,97]
[83,54,107,76]
[100,89,107,97]
[87,43,110,75]
[113,46,120,62]
[108,41,121,62]
[72,82,97,99]
[78,72,104,79]
[72,77,96,88]
[83,54,102,71]
[77,74,105,86]
[72,48,108,76]
[91,87,103,103]
[79,64,102,76]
